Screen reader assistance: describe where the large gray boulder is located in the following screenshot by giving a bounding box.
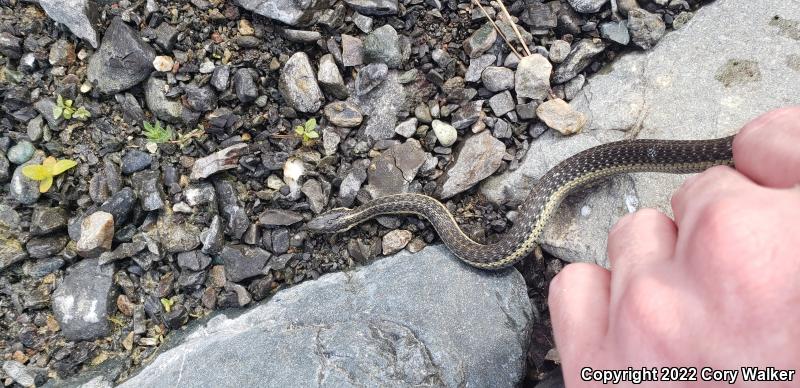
[234,0,329,27]
[119,245,532,387]
[52,259,115,341]
[39,0,100,48]
[481,0,800,266]
[87,18,156,94]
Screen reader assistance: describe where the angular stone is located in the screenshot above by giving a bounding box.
[464,23,497,58]
[628,8,666,50]
[341,34,364,67]
[465,54,496,83]
[552,39,607,84]
[52,259,115,341]
[190,143,248,180]
[279,52,324,113]
[258,209,303,226]
[481,66,514,92]
[323,101,363,128]
[343,0,398,16]
[317,54,348,99]
[440,132,505,199]
[488,91,515,116]
[234,0,330,26]
[536,98,586,135]
[567,0,608,13]
[76,211,115,258]
[39,0,100,48]
[221,245,272,282]
[87,18,156,94]
[363,24,403,68]
[515,54,552,100]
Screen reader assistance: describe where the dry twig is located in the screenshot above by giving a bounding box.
[495,0,532,56]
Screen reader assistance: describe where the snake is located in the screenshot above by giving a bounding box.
[306,135,736,270]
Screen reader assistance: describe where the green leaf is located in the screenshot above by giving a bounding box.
[57,94,64,107]
[306,130,319,139]
[73,107,91,120]
[64,99,73,108]
[160,297,174,313]
[295,125,305,135]
[49,159,77,176]
[21,165,52,181]
[53,106,63,119]
[63,109,72,120]
[305,118,317,132]
[144,121,154,132]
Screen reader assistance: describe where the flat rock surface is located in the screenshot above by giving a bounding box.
[119,245,532,387]
[482,0,800,265]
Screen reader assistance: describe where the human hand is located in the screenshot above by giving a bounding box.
[548,106,800,386]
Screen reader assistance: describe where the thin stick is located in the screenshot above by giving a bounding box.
[471,0,524,59]
[495,0,532,56]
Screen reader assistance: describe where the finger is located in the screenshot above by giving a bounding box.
[671,165,752,226]
[734,106,800,188]
[548,263,610,365]
[607,208,677,303]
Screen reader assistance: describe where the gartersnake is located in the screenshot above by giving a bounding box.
[306,136,736,270]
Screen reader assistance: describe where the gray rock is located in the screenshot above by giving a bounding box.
[283,29,322,43]
[234,0,329,26]
[394,117,418,138]
[185,183,216,206]
[521,2,557,31]
[301,179,328,214]
[354,63,388,96]
[440,132,505,199]
[481,66,514,92]
[564,74,586,100]
[26,116,45,142]
[210,66,231,91]
[119,245,531,388]
[567,0,608,13]
[515,54,552,100]
[100,187,136,227]
[352,69,405,140]
[341,34,364,67]
[353,12,374,32]
[0,32,21,59]
[38,0,100,48]
[87,18,155,94]
[482,0,800,265]
[115,93,145,125]
[2,361,35,387]
[465,54,496,82]
[177,250,212,271]
[23,257,65,278]
[317,54,348,99]
[26,235,68,259]
[627,8,666,50]
[121,149,152,175]
[323,101,363,128]
[516,101,539,120]
[271,228,290,254]
[451,100,484,130]
[148,209,201,253]
[184,84,218,112]
[31,207,68,235]
[153,22,178,51]
[258,209,303,226]
[49,39,75,66]
[232,68,259,103]
[363,24,403,68]
[279,52,324,113]
[464,23,497,58]
[493,119,512,139]
[52,259,115,341]
[220,245,271,282]
[365,140,426,198]
[488,91,515,116]
[0,152,8,183]
[34,98,63,129]
[145,76,200,125]
[7,141,34,165]
[548,40,572,63]
[201,215,224,255]
[343,0,398,16]
[672,11,694,29]
[552,39,607,84]
[190,143,248,180]
[600,21,630,45]
[131,170,165,212]
[10,162,41,205]
[339,159,370,207]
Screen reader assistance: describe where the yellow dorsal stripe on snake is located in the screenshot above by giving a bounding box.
[306,136,736,270]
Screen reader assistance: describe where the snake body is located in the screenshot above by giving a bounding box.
[306,136,736,270]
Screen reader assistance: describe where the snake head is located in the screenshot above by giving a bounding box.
[304,208,352,233]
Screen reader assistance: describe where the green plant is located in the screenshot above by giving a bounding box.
[21,156,78,193]
[143,120,175,143]
[294,118,319,145]
[53,94,91,120]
